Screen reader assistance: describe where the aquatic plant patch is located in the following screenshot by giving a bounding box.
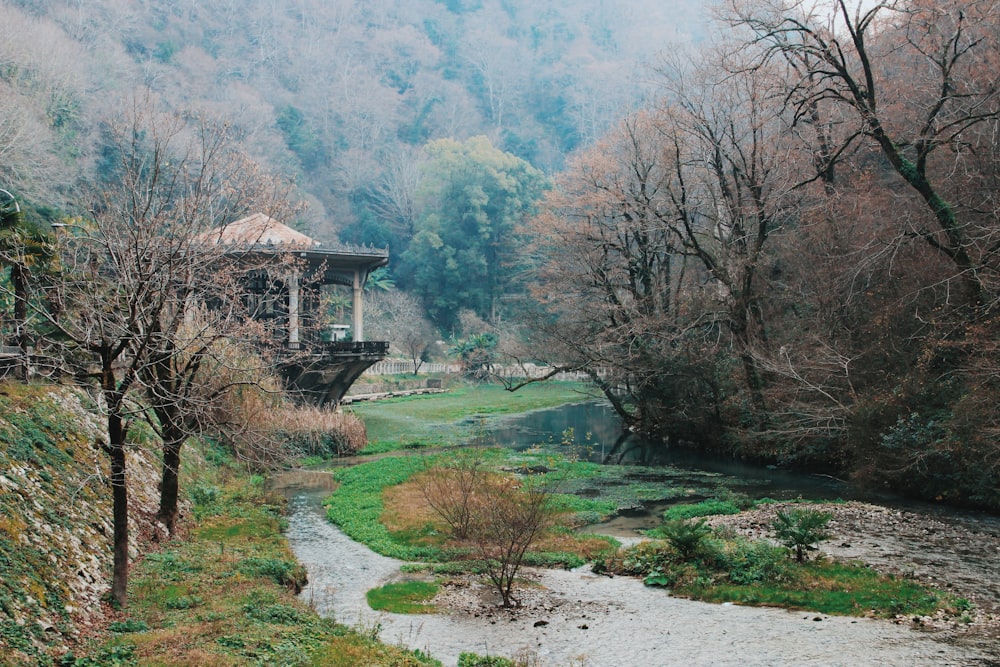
[366,580,440,614]
[351,382,596,451]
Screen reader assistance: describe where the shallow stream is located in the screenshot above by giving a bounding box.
[270,400,1000,666]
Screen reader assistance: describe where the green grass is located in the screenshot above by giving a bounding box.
[658,495,846,524]
[350,382,598,451]
[326,454,453,560]
[71,450,441,667]
[686,558,944,617]
[366,580,440,614]
[324,448,622,567]
[603,532,955,619]
[659,498,743,522]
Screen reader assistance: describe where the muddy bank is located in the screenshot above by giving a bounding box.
[284,488,1000,666]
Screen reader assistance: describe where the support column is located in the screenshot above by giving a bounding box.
[352,269,364,342]
[288,269,300,350]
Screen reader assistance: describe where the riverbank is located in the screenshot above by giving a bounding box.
[285,483,1000,666]
[708,501,1000,638]
[295,387,1000,665]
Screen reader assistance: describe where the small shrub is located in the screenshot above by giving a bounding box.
[243,600,305,625]
[714,487,755,510]
[239,557,308,593]
[274,407,368,457]
[59,643,136,666]
[771,508,832,562]
[723,539,787,585]
[164,595,203,610]
[189,484,221,519]
[107,619,149,634]
[660,519,712,560]
[953,597,974,613]
[458,652,515,667]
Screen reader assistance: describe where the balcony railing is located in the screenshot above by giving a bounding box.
[283,340,389,356]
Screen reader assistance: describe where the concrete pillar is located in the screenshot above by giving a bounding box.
[288,269,300,349]
[352,269,364,342]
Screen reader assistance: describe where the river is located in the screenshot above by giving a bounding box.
[272,400,1000,666]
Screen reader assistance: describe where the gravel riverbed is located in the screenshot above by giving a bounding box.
[285,492,1000,667]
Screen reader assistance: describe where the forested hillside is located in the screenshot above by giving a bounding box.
[2,0,999,511]
[524,0,1000,509]
[0,0,702,236]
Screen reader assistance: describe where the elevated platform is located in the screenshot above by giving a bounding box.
[279,341,389,407]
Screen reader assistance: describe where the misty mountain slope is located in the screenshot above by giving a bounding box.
[0,0,707,237]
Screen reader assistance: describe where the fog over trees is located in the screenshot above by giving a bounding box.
[0,0,699,232]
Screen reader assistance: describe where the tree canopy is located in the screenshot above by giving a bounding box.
[401,136,548,331]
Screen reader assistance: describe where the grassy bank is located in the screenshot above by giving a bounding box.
[70,451,440,666]
[324,384,965,623]
[324,447,959,620]
[348,381,599,452]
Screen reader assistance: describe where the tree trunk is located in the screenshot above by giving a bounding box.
[108,412,129,608]
[729,296,768,415]
[157,437,183,536]
[11,264,28,380]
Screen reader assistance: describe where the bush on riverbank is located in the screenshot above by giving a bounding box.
[271,406,367,458]
[596,524,949,618]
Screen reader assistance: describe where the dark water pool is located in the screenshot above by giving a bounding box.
[471,400,852,502]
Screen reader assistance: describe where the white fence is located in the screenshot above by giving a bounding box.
[363,360,459,375]
[363,359,602,383]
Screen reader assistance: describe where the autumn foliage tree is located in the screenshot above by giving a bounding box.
[526,0,1000,508]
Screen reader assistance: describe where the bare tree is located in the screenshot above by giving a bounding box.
[651,48,808,416]
[367,288,438,374]
[416,450,485,540]
[466,472,553,608]
[370,151,423,242]
[37,93,290,605]
[525,109,714,439]
[727,0,1000,311]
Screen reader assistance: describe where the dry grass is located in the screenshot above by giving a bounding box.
[276,406,368,454]
[383,477,443,533]
[382,470,608,561]
[536,528,612,560]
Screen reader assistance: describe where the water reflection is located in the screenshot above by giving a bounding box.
[471,400,850,501]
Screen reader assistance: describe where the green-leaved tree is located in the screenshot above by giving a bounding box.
[401,136,547,331]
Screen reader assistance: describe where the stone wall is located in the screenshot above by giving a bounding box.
[0,386,164,663]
